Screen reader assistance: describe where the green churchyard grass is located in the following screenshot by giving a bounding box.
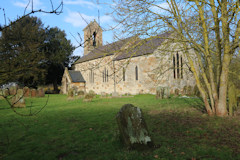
[0,94,240,159]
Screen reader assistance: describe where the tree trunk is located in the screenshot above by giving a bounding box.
[216,0,230,116]
[53,79,59,94]
[216,55,230,116]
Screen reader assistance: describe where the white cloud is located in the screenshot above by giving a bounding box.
[150,2,170,14]
[13,0,44,10]
[64,11,112,27]
[64,0,101,9]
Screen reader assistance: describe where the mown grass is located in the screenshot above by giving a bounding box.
[0,94,240,160]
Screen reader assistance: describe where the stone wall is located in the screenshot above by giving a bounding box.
[75,55,115,94]
[61,71,72,94]
[74,50,195,95]
[75,42,195,94]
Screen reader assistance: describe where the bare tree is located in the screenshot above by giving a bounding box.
[0,0,63,31]
[112,0,240,116]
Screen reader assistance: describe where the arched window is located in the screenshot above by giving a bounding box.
[123,68,125,81]
[173,53,183,79]
[89,69,94,83]
[103,68,108,83]
[181,56,183,79]
[107,70,108,82]
[177,52,179,79]
[102,71,104,82]
[135,66,138,81]
[104,68,106,82]
[93,31,96,46]
[173,55,176,79]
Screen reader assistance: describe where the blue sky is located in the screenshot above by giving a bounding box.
[0,0,116,56]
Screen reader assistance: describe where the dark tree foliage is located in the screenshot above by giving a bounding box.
[0,16,75,90]
[0,16,46,87]
[43,27,74,92]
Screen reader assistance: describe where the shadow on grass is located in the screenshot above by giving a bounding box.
[181,97,206,113]
[0,104,40,110]
[147,110,240,159]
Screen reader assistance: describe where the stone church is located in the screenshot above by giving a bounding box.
[61,20,195,95]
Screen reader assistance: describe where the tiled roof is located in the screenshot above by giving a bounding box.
[68,70,85,83]
[74,37,133,64]
[113,32,171,61]
[74,32,171,64]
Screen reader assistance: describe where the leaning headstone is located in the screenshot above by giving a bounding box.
[9,86,17,95]
[3,89,9,97]
[0,89,3,99]
[156,86,164,99]
[37,88,45,97]
[31,89,37,97]
[183,86,188,95]
[163,87,170,98]
[116,104,154,150]
[156,89,161,99]
[23,87,30,97]
[101,92,107,98]
[175,89,180,96]
[187,86,193,96]
[11,89,26,108]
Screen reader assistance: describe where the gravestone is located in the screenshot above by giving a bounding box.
[0,89,3,99]
[3,89,9,97]
[183,86,188,95]
[163,87,170,98]
[23,87,30,97]
[31,89,37,97]
[9,86,17,95]
[156,87,170,99]
[101,92,107,97]
[116,104,153,150]
[11,89,26,108]
[175,88,180,95]
[37,88,45,97]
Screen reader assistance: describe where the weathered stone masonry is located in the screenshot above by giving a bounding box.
[61,21,195,95]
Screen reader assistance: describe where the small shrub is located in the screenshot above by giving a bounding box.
[187,86,193,95]
[89,90,95,95]
[78,90,85,96]
[84,93,94,99]
[175,89,179,96]
[68,89,74,97]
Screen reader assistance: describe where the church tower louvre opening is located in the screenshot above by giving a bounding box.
[83,20,103,56]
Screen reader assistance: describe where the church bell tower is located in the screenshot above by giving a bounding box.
[83,20,103,56]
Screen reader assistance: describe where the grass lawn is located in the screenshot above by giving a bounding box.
[0,94,240,160]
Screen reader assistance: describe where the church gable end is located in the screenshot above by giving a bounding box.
[83,20,103,56]
[61,68,85,94]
